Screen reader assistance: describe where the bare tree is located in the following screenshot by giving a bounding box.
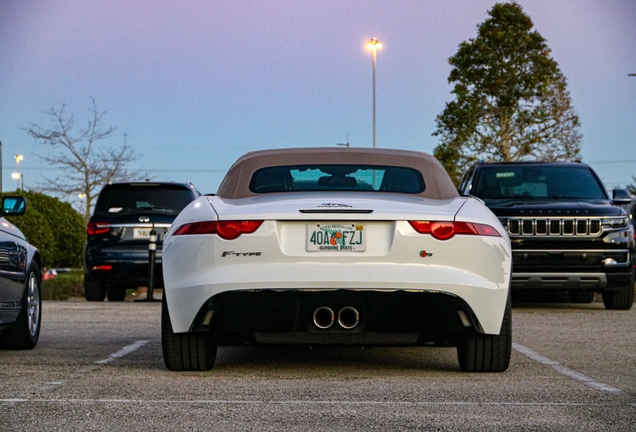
[27,98,145,222]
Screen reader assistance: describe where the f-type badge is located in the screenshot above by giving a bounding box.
[419,250,433,258]
[222,251,262,257]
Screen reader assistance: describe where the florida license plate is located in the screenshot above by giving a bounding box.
[133,228,152,239]
[306,223,365,252]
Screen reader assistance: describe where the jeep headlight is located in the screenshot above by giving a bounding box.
[603,217,629,229]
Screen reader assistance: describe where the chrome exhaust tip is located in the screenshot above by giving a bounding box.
[313,306,335,329]
[337,306,360,330]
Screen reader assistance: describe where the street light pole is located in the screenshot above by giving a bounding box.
[13,154,24,191]
[366,37,382,149]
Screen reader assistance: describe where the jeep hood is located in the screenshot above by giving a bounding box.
[484,199,625,217]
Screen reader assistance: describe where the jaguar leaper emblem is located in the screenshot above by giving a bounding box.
[317,203,353,208]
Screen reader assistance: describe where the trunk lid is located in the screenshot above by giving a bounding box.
[207,193,466,221]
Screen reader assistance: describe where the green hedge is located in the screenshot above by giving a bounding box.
[42,270,84,300]
[2,190,85,268]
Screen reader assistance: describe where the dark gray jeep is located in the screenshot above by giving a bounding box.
[459,161,634,310]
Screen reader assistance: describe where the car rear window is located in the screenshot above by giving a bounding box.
[472,165,607,200]
[94,184,195,216]
[249,165,425,194]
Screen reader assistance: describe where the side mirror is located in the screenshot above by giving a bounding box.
[2,196,26,216]
[612,188,633,204]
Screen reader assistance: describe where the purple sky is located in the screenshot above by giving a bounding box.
[1,0,635,206]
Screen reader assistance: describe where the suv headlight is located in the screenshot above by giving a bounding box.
[603,217,629,229]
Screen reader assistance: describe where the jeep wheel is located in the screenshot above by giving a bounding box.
[457,295,511,372]
[84,280,106,301]
[107,286,126,302]
[162,296,217,371]
[602,271,634,310]
[569,289,595,304]
[0,263,41,350]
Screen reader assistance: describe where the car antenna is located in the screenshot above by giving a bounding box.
[336,134,350,147]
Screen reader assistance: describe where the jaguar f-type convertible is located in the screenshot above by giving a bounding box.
[161,148,512,372]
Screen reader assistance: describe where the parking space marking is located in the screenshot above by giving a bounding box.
[513,343,623,394]
[96,340,150,365]
[30,341,151,395]
[1,398,635,407]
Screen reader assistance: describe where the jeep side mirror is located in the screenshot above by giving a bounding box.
[612,188,633,204]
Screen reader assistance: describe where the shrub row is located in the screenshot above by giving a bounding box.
[42,270,84,300]
[1,190,85,268]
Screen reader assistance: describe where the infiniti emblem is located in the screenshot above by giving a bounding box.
[139,216,150,223]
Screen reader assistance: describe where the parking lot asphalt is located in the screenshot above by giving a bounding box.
[1,293,635,431]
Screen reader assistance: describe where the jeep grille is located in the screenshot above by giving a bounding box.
[504,218,602,237]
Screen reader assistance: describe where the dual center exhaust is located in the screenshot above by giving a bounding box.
[313,306,360,330]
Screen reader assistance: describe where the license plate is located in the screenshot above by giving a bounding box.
[306,223,365,252]
[133,228,152,239]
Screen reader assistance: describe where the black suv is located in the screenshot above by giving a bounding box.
[459,162,634,310]
[84,181,200,301]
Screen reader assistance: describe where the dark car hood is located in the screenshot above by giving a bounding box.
[483,199,624,217]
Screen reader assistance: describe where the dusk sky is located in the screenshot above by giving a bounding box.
[1,0,635,206]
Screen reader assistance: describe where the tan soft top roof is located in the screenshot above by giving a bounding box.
[216,147,459,200]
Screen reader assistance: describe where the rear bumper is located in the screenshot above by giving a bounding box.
[164,261,510,335]
[85,253,164,288]
[187,290,489,346]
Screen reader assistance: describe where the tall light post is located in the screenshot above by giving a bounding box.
[366,37,382,149]
[11,172,23,190]
[13,154,24,190]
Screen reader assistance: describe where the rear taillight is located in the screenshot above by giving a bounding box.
[173,220,263,240]
[408,221,501,240]
[87,222,111,236]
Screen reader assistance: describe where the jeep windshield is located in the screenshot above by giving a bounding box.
[471,165,608,201]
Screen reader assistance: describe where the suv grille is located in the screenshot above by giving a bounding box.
[504,218,602,237]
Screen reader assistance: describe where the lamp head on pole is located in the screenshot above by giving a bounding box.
[366,37,382,52]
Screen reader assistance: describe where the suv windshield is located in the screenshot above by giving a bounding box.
[472,165,607,200]
[249,165,425,194]
[94,184,195,216]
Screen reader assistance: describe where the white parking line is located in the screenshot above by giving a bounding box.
[30,341,150,395]
[1,398,634,407]
[512,343,623,394]
[96,340,150,365]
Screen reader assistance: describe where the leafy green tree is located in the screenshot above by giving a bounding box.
[2,190,85,268]
[433,2,582,184]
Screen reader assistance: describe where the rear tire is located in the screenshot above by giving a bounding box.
[84,280,106,301]
[106,286,126,302]
[457,295,511,372]
[0,263,41,350]
[162,296,216,371]
[602,270,634,310]
[569,289,595,304]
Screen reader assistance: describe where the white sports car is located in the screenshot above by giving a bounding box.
[162,148,512,372]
